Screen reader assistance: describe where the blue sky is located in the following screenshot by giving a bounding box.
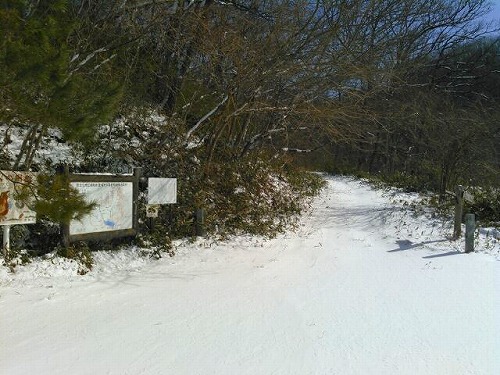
[486,0,500,22]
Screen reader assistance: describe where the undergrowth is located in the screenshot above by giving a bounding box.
[56,242,93,275]
[360,171,499,229]
[1,110,327,273]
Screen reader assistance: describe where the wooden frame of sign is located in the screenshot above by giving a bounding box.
[61,166,141,247]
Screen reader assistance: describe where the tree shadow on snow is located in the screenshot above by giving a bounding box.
[92,269,219,290]
[387,239,449,253]
[421,251,464,259]
[314,205,403,230]
[387,239,466,259]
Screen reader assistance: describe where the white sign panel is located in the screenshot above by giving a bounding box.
[70,181,133,235]
[148,178,177,204]
[146,204,160,218]
[0,171,37,225]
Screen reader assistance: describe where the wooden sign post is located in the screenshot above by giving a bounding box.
[195,208,206,237]
[2,225,10,258]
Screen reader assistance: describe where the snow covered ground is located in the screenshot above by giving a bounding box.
[1,176,499,375]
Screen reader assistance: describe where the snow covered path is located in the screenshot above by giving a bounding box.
[1,176,499,375]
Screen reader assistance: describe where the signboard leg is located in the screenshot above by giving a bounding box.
[2,225,10,258]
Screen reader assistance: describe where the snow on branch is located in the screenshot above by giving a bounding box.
[282,148,311,153]
[282,146,324,153]
[66,48,109,82]
[185,95,228,142]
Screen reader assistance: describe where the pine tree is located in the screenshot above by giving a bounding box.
[0,0,122,169]
[1,1,122,228]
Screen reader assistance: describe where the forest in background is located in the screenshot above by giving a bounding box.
[1,1,499,255]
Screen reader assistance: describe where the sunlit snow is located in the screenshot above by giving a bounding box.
[1,176,498,375]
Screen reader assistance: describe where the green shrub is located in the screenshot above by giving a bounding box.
[75,110,327,241]
[135,231,174,259]
[56,242,93,275]
[466,187,500,226]
[1,247,31,273]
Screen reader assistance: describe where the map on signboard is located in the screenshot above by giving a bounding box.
[70,181,133,235]
[148,178,177,204]
[0,171,37,226]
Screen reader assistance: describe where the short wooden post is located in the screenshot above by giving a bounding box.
[453,185,464,239]
[2,225,10,258]
[195,208,206,236]
[60,164,70,249]
[465,213,475,253]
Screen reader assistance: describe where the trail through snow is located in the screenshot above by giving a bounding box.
[1,176,499,374]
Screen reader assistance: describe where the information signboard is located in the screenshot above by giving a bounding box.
[0,171,37,226]
[69,181,134,235]
[63,168,141,244]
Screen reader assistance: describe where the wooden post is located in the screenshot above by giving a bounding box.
[195,208,206,237]
[168,205,174,232]
[465,213,475,253]
[61,164,70,249]
[2,225,10,259]
[453,185,464,240]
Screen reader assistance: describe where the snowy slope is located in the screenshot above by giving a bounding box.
[0,176,499,375]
